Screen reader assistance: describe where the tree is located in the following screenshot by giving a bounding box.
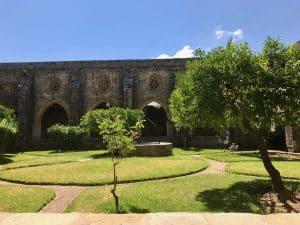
[170,38,300,209]
[95,108,144,212]
[0,105,18,153]
[80,107,143,135]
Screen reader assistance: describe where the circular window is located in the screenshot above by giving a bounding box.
[98,76,111,92]
[149,74,160,89]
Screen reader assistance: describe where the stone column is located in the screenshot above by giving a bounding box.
[67,68,82,125]
[15,70,34,150]
[122,75,133,108]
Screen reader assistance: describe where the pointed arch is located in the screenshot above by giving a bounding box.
[138,98,170,120]
[141,101,168,137]
[32,99,70,139]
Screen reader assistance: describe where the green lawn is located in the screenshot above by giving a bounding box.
[226,161,300,180]
[0,149,208,185]
[0,185,55,212]
[201,150,300,163]
[0,150,107,170]
[202,151,261,162]
[65,174,300,213]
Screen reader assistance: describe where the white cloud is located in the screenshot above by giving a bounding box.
[156,45,194,59]
[215,28,225,40]
[156,53,171,59]
[215,27,243,42]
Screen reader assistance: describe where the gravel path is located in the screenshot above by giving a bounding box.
[0,157,226,213]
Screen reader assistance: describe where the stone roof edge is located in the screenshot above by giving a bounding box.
[0,58,190,70]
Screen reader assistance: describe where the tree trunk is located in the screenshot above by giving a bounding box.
[111,162,119,212]
[256,130,293,202]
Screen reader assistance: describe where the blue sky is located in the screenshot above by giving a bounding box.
[0,0,299,62]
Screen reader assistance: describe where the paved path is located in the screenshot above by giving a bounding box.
[0,158,226,213]
[0,180,87,213]
[0,212,299,225]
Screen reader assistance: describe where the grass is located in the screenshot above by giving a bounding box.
[0,185,55,212]
[201,150,300,163]
[226,161,300,180]
[200,150,261,162]
[65,174,300,213]
[0,150,107,170]
[0,149,208,185]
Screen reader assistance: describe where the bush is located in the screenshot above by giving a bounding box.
[0,120,17,153]
[47,124,87,148]
[80,107,144,135]
[0,105,18,153]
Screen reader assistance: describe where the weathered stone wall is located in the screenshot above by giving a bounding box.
[0,59,185,150]
[2,58,286,151]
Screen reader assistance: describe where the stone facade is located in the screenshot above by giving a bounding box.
[0,59,186,150]
[0,58,294,151]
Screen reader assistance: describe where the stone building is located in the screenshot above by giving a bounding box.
[0,58,297,151]
[0,59,188,150]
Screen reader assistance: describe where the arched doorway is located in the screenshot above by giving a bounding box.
[41,104,68,138]
[142,102,167,137]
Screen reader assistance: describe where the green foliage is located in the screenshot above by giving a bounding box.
[170,37,300,132]
[47,124,87,148]
[0,105,18,153]
[95,108,144,212]
[96,108,144,158]
[80,107,144,135]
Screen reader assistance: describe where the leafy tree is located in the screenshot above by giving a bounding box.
[95,108,144,212]
[0,105,18,153]
[47,124,87,149]
[80,107,143,135]
[170,38,300,208]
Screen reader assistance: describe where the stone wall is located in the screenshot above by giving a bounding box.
[1,58,295,151]
[0,59,186,150]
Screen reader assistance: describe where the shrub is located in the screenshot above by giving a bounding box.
[80,107,144,135]
[47,124,87,148]
[0,105,18,153]
[0,120,17,153]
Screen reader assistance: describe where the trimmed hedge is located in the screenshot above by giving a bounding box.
[47,124,87,148]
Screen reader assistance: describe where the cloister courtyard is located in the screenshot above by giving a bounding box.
[0,148,300,214]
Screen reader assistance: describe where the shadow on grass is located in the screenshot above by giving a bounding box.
[238,152,300,162]
[128,205,150,213]
[197,179,300,213]
[115,205,150,214]
[91,151,110,159]
[0,154,13,165]
[196,180,273,213]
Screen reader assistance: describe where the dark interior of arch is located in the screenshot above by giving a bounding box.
[94,102,110,109]
[41,104,68,138]
[142,104,167,137]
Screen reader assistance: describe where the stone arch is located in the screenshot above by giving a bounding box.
[140,101,169,137]
[32,99,70,139]
[138,98,170,120]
